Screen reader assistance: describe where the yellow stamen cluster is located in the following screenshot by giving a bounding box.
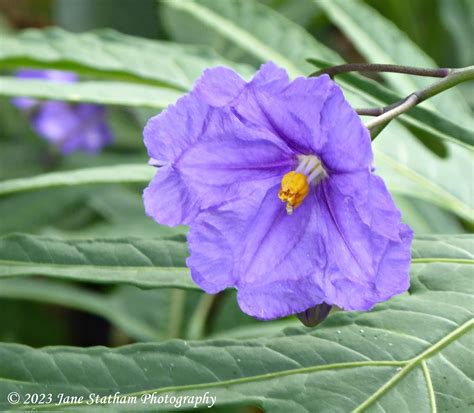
[278,171,309,215]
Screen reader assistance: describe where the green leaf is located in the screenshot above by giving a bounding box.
[392,195,465,235]
[162,0,341,77]
[439,0,474,67]
[318,0,472,129]
[0,189,88,234]
[374,126,473,221]
[0,233,196,289]
[0,77,182,108]
[0,28,254,90]
[0,164,153,196]
[0,235,472,411]
[0,279,181,342]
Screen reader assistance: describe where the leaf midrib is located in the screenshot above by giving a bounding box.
[16,319,474,411]
[0,260,188,272]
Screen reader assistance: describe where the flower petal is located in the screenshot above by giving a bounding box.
[316,180,412,310]
[194,66,246,107]
[248,61,290,91]
[327,172,402,241]
[143,165,200,226]
[319,85,373,172]
[143,92,214,163]
[237,75,334,154]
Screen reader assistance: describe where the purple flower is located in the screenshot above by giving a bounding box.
[143,62,413,320]
[13,69,113,154]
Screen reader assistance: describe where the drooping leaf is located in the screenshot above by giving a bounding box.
[0,235,471,412]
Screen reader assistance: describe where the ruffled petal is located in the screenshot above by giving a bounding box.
[319,85,373,172]
[315,179,412,310]
[143,92,215,163]
[143,165,200,226]
[194,66,246,107]
[248,61,290,91]
[327,172,402,241]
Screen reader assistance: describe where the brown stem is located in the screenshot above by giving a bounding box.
[312,63,451,79]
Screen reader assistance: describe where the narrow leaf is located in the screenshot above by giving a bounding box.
[0,164,154,196]
[0,234,196,289]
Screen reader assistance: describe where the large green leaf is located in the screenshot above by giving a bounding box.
[0,164,153,196]
[0,28,253,90]
[0,233,196,289]
[162,0,341,77]
[0,235,471,411]
[317,0,472,128]
[0,77,181,108]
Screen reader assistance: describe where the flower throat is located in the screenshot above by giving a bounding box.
[278,155,326,215]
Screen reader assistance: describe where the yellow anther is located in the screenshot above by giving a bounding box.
[278,171,309,215]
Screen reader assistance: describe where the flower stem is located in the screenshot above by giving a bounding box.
[312,63,450,79]
[365,65,474,133]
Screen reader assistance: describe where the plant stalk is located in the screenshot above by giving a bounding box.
[365,65,474,132]
[313,63,450,79]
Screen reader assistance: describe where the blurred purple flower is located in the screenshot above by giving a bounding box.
[13,69,113,154]
[143,62,412,320]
